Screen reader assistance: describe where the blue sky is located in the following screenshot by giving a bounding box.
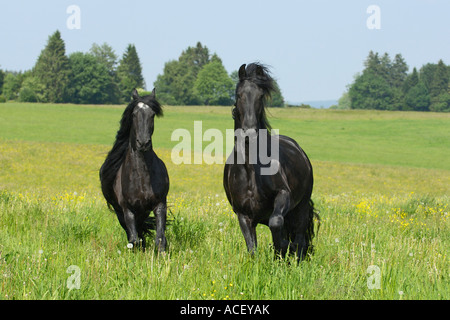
[0,0,449,102]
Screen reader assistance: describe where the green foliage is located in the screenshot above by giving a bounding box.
[402,67,419,93]
[0,68,4,95]
[349,51,449,112]
[18,87,38,102]
[428,60,448,98]
[117,44,145,103]
[405,81,430,111]
[193,55,234,106]
[154,42,211,105]
[429,60,449,111]
[429,91,450,112]
[349,70,393,110]
[268,81,285,108]
[67,52,117,104]
[136,88,153,96]
[89,43,120,104]
[2,73,22,101]
[286,103,311,109]
[32,30,71,103]
[9,33,288,107]
[18,75,45,103]
[89,42,118,73]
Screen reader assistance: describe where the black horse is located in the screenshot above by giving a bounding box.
[224,63,318,261]
[100,89,169,251]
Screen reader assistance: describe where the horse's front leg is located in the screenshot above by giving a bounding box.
[123,207,139,249]
[269,190,290,257]
[237,212,257,255]
[154,201,167,252]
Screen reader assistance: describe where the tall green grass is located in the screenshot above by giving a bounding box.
[1,189,447,300]
[0,103,448,300]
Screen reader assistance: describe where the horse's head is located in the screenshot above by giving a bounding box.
[130,88,163,152]
[234,63,273,135]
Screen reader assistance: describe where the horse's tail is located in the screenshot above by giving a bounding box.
[142,216,157,235]
[142,208,173,235]
[305,199,320,254]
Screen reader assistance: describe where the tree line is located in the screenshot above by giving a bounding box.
[335,51,450,112]
[154,42,284,107]
[0,30,144,104]
[0,31,285,107]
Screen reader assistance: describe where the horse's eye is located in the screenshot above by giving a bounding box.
[232,107,239,120]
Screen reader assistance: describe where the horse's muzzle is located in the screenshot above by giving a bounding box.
[136,140,152,152]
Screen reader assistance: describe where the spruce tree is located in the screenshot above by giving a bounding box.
[33,30,71,103]
[391,54,409,88]
[429,60,448,98]
[429,59,449,111]
[403,67,419,93]
[117,44,145,102]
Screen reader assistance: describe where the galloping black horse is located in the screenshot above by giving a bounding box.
[100,89,169,251]
[224,63,318,261]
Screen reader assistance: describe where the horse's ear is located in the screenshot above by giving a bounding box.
[151,88,156,98]
[132,88,139,100]
[238,64,247,80]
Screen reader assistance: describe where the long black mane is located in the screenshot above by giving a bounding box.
[100,93,163,209]
[233,63,275,132]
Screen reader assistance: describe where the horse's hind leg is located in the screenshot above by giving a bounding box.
[154,201,167,252]
[288,199,314,261]
[269,190,290,257]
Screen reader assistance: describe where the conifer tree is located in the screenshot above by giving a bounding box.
[117,44,145,102]
[32,30,71,103]
[429,59,449,111]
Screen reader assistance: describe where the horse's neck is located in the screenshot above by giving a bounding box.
[127,147,153,173]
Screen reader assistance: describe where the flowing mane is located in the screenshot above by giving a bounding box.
[234,63,275,132]
[100,92,163,209]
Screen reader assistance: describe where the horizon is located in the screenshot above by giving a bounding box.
[0,0,449,102]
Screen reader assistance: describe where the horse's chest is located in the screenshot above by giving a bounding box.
[228,170,270,217]
[120,160,154,209]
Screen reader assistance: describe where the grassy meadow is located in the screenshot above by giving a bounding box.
[0,102,449,300]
